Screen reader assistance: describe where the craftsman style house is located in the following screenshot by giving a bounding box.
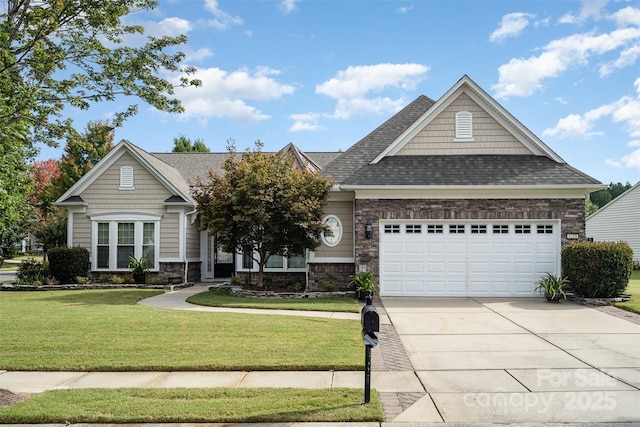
[56,75,602,296]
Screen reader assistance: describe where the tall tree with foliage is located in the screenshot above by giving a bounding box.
[589,182,633,210]
[172,134,210,152]
[31,158,65,260]
[0,0,199,256]
[195,141,333,287]
[53,120,115,200]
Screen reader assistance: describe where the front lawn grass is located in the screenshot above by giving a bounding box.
[187,290,359,312]
[614,270,640,314]
[0,289,362,371]
[0,388,384,423]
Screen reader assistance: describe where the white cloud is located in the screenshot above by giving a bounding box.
[543,113,602,139]
[559,0,608,25]
[315,63,428,119]
[599,44,640,76]
[288,113,326,132]
[493,27,640,99]
[611,6,640,27]
[183,47,214,62]
[490,13,534,43]
[333,97,406,120]
[607,148,640,170]
[545,78,640,173]
[397,5,414,14]
[172,66,295,124]
[279,0,299,14]
[204,0,243,30]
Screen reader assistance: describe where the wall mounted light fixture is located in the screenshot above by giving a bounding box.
[365,219,373,239]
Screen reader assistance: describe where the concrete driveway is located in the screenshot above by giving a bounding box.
[381,297,640,424]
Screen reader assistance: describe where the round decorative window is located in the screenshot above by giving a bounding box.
[322,215,342,247]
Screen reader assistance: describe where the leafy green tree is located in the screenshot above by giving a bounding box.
[52,120,115,201]
[589,182,633,210]
[1,0,199,258]
[194,141,333,287]
[172,134,210,152]
[1,0,200,147]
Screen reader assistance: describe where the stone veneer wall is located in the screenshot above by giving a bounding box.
[355,198,586,277]
[308,263,355,292]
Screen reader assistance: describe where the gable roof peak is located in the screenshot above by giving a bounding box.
[371,74,565,164]
[279,142,323,172]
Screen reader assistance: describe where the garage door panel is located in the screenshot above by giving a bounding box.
[383,261,402,273]
[383,242,402,254]
[448,242,466,254]
[448,262,466,273]
[405,262,424,273]
[427,280,446,293]
[448,281,468,294]
[405,242,423,254]
[469,261,489,273]
[405,280,424,293]
[380,221,559,297]
[491,261,511,273]
[427,262,445,273]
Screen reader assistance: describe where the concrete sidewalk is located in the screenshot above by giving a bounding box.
[0,369,423,394]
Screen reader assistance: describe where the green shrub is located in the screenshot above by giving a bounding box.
[47,247,90,284]
[562,241,633,298]
[17,258,47,286]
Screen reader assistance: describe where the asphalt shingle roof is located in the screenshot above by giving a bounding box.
[344,155,602,187]
[323,95,436,184]
[151,151,342,186]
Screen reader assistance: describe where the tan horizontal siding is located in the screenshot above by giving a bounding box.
[160,213,180,258]
[186,219,201,259]
[315,201,354,258]
[73,214,91,250]
[397,93,533,156]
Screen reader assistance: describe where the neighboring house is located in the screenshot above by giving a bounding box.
[56,75,602,296]
[586,181,640,263]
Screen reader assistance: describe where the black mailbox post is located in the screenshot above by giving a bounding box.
[360,291,379,403]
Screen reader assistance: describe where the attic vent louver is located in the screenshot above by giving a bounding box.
[120,166,134,189]
[455,111,473,141]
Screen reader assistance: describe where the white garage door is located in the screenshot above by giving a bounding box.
[380,221,559,297]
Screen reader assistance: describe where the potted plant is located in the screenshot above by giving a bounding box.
[129,256,150,285]
[350,271,378,301]
[535,272,569,302]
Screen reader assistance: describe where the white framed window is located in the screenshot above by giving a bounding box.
[321,215,343,247]
[427,225,444,234]
[384,224,400,234]
[119,166,134,190]
[260,253,306,271]
[406,224,422,234]
[455,111,474,141]
[449,224,465,234]
[239,252,306,272]
[90,213,160,271]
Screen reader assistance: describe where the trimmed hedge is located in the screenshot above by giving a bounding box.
[47,247,90,284]
[562,241,633,298]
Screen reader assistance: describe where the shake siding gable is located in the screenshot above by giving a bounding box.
[81,152,171,212]
[586,183,640,262]
[396,93,533,156]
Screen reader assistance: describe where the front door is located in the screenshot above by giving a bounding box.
[214,240,234,278]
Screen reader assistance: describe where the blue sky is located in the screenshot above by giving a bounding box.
[40,0,640,185]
